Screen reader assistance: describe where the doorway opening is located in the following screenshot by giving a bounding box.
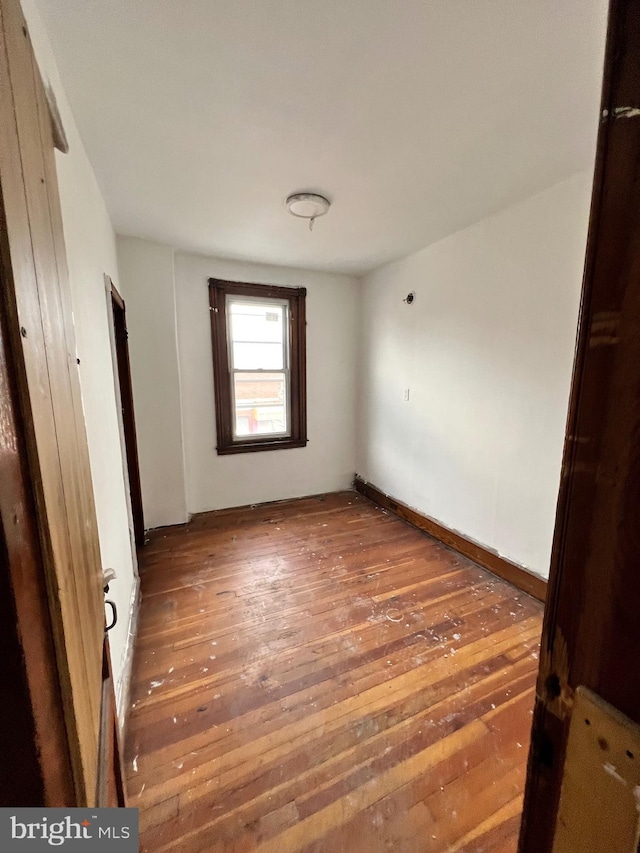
[110,282,145,549]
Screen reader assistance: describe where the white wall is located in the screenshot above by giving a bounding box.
[116,242,360,518]
[21,0,137,714]
[357,172,593,579]
[174,252,359,512]
[116,237,188,528]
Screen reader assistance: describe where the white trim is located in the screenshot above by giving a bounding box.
[115,575,141,735]
[104,272,141,736]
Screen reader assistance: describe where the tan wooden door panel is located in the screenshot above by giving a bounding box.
[0,0,104,805]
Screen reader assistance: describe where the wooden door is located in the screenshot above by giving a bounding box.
[519,0,640,850]
[111,282,145,549]
[0,0,106,806]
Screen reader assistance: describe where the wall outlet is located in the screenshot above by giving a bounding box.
[403,388,410,402]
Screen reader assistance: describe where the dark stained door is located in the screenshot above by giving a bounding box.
[111,283,145,549]
[519,0,640,849]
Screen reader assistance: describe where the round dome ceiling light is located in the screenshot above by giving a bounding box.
[285,192,331,231]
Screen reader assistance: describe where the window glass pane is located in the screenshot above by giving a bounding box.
[233,372,287,437]
[229,301,284,370]
[232,342,283,370]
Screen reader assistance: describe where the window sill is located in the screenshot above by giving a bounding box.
[216,437,308,456]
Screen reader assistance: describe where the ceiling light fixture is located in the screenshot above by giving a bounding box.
[285,192,330,231]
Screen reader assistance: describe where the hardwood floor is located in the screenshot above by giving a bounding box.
[126,491,543,852]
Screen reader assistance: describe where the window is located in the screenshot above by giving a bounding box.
[208,278,307,454]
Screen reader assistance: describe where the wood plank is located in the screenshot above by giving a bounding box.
[0,18,74,808]
[0,0,105,804]
[28,16,103,739]
[354,476,547,602]
[126,491,542,851]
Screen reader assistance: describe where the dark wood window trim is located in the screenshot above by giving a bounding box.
[208,278,307,455]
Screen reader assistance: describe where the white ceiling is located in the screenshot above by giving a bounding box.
[35,0,608,275]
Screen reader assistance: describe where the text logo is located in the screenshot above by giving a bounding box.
[1,809,138,850]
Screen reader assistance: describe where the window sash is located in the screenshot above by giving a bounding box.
[225,295,291,441]
[230,368,291,440]
[226,295,289,372]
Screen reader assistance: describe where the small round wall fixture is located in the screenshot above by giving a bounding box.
[286,192,331,231]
